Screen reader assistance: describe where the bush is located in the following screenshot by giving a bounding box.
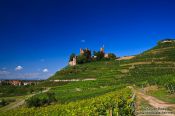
[46,92,57,104]
[0,99,7,106]
[108,53,116,60]
[26,96,41,107]
[26,92,57,107]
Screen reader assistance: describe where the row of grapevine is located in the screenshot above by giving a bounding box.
[1,88,135,116]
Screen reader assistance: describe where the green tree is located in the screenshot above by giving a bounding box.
[77,55,87,64]
[93,51,104,60]
[108,53,116,60]
[83,49,92,61]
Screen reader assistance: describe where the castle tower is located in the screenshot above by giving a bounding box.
[80,48,84,55]
[100,45,104,53]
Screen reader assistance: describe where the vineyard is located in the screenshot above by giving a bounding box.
[0,88,135,116]
[24,60,128,106]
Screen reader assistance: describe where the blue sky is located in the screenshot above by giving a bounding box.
[1,0,175,80]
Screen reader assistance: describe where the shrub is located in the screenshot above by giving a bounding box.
[26,92,57,107]
[26,96,41,107]
[0,99,7,106]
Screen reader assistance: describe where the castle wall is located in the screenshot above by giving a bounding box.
[69,57,77,66]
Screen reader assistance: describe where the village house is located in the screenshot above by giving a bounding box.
[23,81,33,86]
[9,80,22,86]
[0,80,39,86]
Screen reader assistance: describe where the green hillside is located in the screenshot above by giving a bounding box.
[49,39,175,88]
[1,39,175,115]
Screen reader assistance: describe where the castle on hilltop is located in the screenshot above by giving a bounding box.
[69,46,109,66]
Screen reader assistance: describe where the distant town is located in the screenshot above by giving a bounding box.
[0,80,42,86]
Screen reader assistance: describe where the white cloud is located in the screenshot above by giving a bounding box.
[81,39,86,43]
[42,68,48,73]
[15,66,23,71]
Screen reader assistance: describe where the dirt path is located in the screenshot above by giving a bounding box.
[137,92,175,108]
[0,88,50,111]
[136,91,175,116]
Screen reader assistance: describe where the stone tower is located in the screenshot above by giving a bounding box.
[100,45,104,53]
[80,48,84,55]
